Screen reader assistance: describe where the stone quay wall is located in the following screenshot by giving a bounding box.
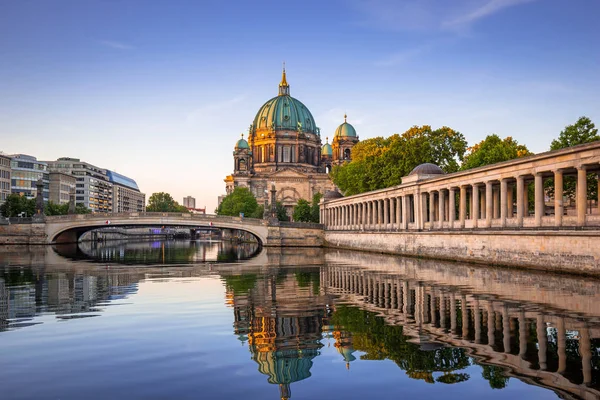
[324,230,600,275]
[0,222,47,245]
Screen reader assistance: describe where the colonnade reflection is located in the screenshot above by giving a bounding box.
[321,262,600,398]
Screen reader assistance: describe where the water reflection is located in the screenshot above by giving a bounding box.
[0,243,599,399]
[54,239,261,264]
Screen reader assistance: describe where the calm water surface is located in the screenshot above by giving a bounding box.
[0,240,599,399]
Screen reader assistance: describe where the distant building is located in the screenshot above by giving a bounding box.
[106,170,146,213]
[49,172,76,205]
[183,196,196,209]
[10,154,49,201]
[46,158,112,213]
[0,153,11,206]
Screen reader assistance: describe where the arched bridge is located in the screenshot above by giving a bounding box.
[43,212,324,247]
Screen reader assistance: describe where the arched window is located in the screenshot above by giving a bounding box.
[344,148,351,160]
[239,159,246,171]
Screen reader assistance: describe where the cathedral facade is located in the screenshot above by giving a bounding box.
[224,69,359,215]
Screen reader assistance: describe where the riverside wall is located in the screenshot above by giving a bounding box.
[324,230,600,275]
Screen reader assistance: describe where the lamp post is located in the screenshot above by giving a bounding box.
[270,183,277,219]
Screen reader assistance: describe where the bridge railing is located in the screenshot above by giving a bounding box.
[44,212,268,225]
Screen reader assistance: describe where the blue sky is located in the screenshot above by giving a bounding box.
[1,0,599,211]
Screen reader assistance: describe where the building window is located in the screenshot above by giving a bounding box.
[283,146,290,162]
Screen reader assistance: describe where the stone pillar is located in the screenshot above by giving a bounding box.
[439,292,446,329]
[384,198,389,228]
[396,197,402,228]
[507,184,513,218]
[438,189,445,229]
[535,173,544,227]
[516,176,524,227]
[378,200,384,229]
[429,192,435,228]
[459,186,467,228]
[472,184,479,228]
[518,311,527,359]
[389,198,395,229]
[402,196,409,229]
[449,188,456,228]
[502,306,510,353]
[487,303,495,347]
[362,202,366,230]
[580,326,592,386]
[486,181,493,228]
[557,318,566,374]
[536,315,547,370]
[474,300,481,344]
[577,166,587,227]
[461,295,469,338]
[500,179,508,228]
[420,191,428,230]
[553,169,563,227]
[430,290,437,325]
[450,293,457,334]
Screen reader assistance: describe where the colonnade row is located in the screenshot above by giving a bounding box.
[321,266,597,385]
[322,168,600,230]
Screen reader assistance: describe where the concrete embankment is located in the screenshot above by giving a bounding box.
[324,229,600,276]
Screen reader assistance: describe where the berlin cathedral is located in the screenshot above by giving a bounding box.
[223,68,360,215]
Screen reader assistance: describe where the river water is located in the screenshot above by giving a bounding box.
[0,240,598,400]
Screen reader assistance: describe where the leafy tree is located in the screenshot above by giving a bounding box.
[461,135,532,170]
[546,117,599,201]
[481,365,509,389]
[275,201,288,221]
[0,194,35,217]
[146,192,189,213]
[45,201,91,215]
[217,187,259,217]
[550,116,599,150]
[331,125,467,195]
[310,193,323,223]
[292,199,312,222]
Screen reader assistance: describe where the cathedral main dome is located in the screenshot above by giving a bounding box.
[251,69,318,135]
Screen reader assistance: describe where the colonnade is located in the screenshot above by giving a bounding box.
[321,266,597,387]
[322,166,600,230]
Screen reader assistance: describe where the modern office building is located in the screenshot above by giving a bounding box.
[49,172,76,205]
[46,158,112,213]
[106,170,146,213]
[10,154,49,201]
[0,153,11,206]
[183,196,196,209]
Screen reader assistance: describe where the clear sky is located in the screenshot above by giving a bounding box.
[1,0,599,212]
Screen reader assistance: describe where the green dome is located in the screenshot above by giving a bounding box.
[253,95,318,134]
[235,136,249,150]
[322,142,332,156]
[334,122,357,138]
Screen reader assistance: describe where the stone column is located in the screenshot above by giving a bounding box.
[536,315,547,370]
[507,184,513,218]
[389,198,395,229]
[500,179,508,228]
[420,191,428,230]
[493,187,500,219]
[502,306,511,353]
[518,311,527,359]
[535,172,544,227]
[438,189,445,229]
[429,192,435,228]
[396,197,402,228]
[553,169,563,227]
[362,202,367,230]
[402,196,409,229]
[557,318,566,374]
[486,181,493,228]
[577,166,587,227]
[487,303,495,347]
[474,300,481,344]
[384,198,389,228]
[459,186,467,228]
[461,295,469,339]
[580,326,592,386]
[450,293,457,334]
[439,292,446,329]
[472,184,480,228]
[516,176,524,227]
[449,188,456,228]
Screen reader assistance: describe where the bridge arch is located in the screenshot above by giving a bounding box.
[45,213,269,245]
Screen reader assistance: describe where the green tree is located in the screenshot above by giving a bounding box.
[275,201,288,221]
[310,193,323,223]
[292,199,312,222]
[217,187,259,217]
[481,365,509,389]
[45,201,69,216]
[331,125,467,195]
[146,192,189,213]
[0,194,36,217]
[461,134,532,170]
[547,117,599,201]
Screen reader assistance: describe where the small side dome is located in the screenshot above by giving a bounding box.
[235,133,249,150]
[334,114,357,138]
[409,163,445,176]
[323,190,343,200]
[322,137,332,156]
